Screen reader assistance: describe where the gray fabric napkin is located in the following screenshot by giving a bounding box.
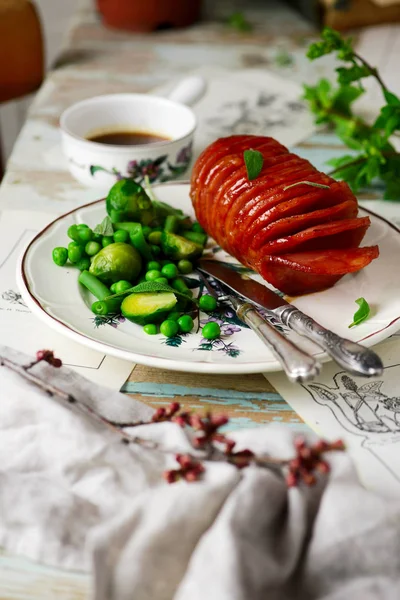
[1,345,400,600]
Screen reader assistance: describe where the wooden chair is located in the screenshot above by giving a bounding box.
[0,0,44,177]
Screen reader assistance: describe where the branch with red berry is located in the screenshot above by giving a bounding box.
[0,350,345,487]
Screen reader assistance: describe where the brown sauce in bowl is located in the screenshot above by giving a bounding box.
[87,131,170,146]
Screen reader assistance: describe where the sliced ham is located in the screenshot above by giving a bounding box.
[190,135,379,295]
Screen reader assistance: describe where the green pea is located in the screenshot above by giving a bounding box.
[68,242,83,264]
[102,236,114,248]
[85,241,102,256]
[167,311,181,321]
[113,229,129,243]
[178,315,194,333]
[192,222,205,234]
[142,226,152,239]
[199,294,217,312]
[202,322,221,340]
[78,227,93,243]
[114,280,133,294]
[110,282,118,294]
[177,259,193,274]
[148,231,162,245]
[161,263,178,279]
[160,319,179,338]
[77,223,89,229]
[151,245,161,257]
[155,277,168,285]
[143,324,158,335]
[147,261,161,271]
[52,247,68,266]
[67,224,80,241]
[75,257,91,271]
[92,232,103,243]
[145,269,162,282]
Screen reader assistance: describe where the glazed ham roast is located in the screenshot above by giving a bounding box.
[190,135,379,296]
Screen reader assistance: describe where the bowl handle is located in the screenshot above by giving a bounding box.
[166,76,207,107]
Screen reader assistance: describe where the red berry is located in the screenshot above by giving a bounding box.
[152,407,166,422]
[168,402,180,415]
[163,470,178,484]
[294,437,306,450]
[331,439,345,451]
[317,460,330,474]
[286,472,298,487]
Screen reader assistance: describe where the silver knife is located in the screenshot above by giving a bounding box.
[197,259,383,378]
[197,270,321,383]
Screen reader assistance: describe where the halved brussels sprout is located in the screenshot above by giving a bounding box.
[121,292,177,325]
[89,242,142,283]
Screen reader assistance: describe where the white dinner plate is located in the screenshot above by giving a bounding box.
[17,182,400,374]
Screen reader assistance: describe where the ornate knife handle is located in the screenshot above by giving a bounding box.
[276,305,383,378]
[236,302,321,383]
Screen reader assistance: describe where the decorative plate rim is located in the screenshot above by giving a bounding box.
[17,182,400,374]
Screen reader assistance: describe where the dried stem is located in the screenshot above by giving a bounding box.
[0,353,344,486]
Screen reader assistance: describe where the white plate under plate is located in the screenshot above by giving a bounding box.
[17,182,400,374]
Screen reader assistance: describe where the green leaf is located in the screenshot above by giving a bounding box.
[384,90,400,106]
[348,297,370,328]
[227,11,252,32]
[93,216,114,236]
[336,64,371,86]
[90,165,109,176]
[283,181,330,192]
[332,85,364,117]
[243,149,264,181]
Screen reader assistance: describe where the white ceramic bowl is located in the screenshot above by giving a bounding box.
[60,76,206,190]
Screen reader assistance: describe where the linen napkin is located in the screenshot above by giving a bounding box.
[1,345,400,600]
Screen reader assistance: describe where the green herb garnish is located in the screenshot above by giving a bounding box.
[227,12,253,32]
[94,216,114,237]
[244,149,264,181]
[304,27,400,200]
[283,181,330,192]
[348,297,370,328]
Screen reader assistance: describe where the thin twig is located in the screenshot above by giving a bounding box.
[0,354,342,485]
[0,355,155,449]
[352,51,389,95]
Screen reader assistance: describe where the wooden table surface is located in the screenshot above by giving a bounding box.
[2,0,400,596]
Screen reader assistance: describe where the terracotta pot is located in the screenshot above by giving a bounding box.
[96,0,202,32]
[0,0,44,103]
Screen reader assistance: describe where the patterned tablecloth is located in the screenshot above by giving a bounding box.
[1,0,400,595]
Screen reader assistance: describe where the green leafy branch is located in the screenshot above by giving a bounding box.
[304,27,400,200]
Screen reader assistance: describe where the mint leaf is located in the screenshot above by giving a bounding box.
[94,216,114,236]
[283,181,330,192]
[348,297,370,328]
[243,149,263,181]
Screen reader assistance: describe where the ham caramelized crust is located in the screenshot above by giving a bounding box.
[190,135,379,295]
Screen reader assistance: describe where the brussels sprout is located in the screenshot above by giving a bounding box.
[161,231,203,261]
[89,242,142,284]
[106,179,154,224]
[121,292,177,325]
